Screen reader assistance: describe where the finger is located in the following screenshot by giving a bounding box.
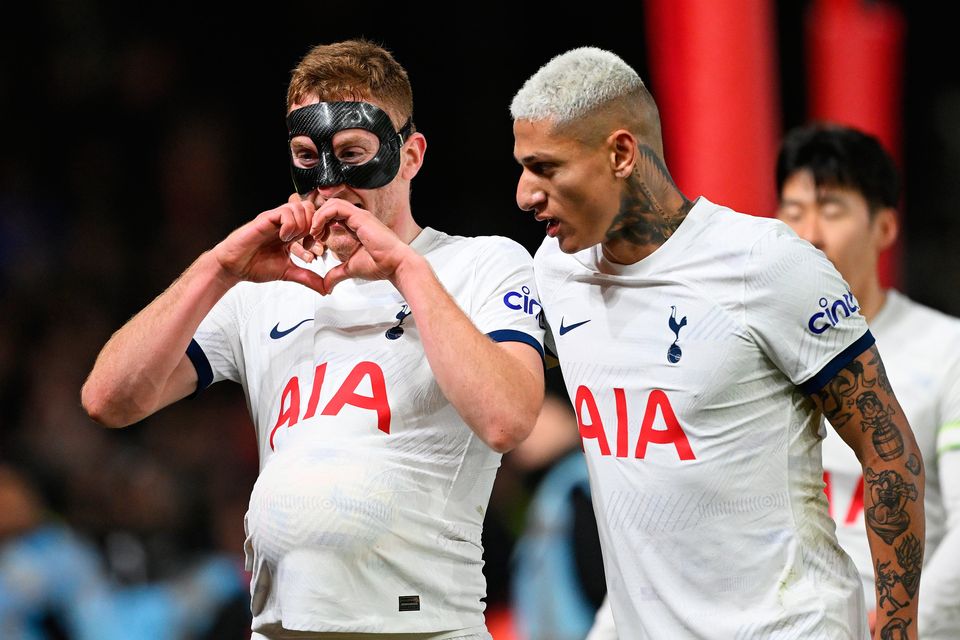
[311,198,367,238]
[278,204,303,242]
[301,234,326,257]
[290,200,310,238]
[289,240,315,263]
[288,192,301,205]
[279,200,314,243]
[320,262,352,294]
[282,264,329,295]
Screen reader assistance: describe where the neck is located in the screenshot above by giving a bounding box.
[391,209,423,246]
[601,145,692,265]
[853,275,887,322]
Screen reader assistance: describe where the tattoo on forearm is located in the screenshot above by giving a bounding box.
[870,350,894,395]
[880,617,912,640]
[865,467,918,544]
[817,346,908,461]
[816,360,868,427]
[874,534,923,615]
[856,391,904,461]
[605,145,692,247]
[906,454,921,476]
[896,533,922,598]
[876,558,908,614]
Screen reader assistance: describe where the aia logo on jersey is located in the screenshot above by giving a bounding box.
[576,386,696,461]
[503,286,541,316]
[667,306,687,363]
[807,290,860,335]
[271,361,391,449]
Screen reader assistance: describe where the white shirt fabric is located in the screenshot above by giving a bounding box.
[188,227,543,635]
[535,197,873,639]
[822,289,960,638]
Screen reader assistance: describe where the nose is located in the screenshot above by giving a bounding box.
[307,183,350,206]
[794,214,824,250]
[516,171,546,212]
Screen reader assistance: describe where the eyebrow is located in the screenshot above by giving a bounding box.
[515,153,556,165]
[816,193,848,206]
[290,139,315,150]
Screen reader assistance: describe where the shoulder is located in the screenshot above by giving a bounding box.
[885,290,960,345]
[421,228,533,262]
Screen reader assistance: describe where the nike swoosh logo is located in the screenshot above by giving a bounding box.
[269,318,314,339]
[559,317,591,336]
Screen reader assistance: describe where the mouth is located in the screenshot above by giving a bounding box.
[536,215,560,238]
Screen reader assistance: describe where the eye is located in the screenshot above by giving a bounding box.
[777,206,803,223]
[529,162,556,177]
[332,129,380,165]
[820,204,846,220]
[293,148,318,168]
[336,146,373,164]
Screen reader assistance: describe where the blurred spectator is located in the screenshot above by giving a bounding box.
[0,464,248,639]
[509,395,605,640]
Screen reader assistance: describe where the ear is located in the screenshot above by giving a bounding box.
[608,129,637,179]
[872,206,899,252]
[400,132,427,180]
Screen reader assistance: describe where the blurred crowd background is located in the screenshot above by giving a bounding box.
[2,1,959,637]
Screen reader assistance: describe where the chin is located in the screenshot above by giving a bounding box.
[557,235,585,254]
[326,231,360,262]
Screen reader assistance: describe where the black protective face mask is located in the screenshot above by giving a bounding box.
[287,101,413,193]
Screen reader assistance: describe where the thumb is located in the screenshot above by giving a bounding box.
[320,262,353,294]
[282,264,329,295]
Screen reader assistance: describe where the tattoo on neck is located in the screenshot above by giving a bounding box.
[605,145,692,247]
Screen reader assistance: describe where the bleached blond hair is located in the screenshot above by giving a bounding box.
[510,47,646,125]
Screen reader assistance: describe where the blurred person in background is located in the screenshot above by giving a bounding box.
[510,393,605,640]
[81,38,544,640]
[777,123,960,638]
[0,463,245,639]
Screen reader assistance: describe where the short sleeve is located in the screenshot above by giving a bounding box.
[189,284,248,392]
[468,237,545,359]
[743,227,874,394]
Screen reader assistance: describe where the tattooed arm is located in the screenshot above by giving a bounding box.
[811,345,925,640]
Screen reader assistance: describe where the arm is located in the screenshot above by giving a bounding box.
[811,345,925,640]
[311,199,545,453]
[81,199,326,427]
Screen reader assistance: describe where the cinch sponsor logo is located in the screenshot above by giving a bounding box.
[807,291,860,335]
[503,285,541,316]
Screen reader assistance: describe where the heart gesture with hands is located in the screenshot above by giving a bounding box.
[310,198,421,293]
[211,195,328,294]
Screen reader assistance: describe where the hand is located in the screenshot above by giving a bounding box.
[868,608,876,634]
[309,198,419,293]
[286,193,326,262]
[211,197,328,294]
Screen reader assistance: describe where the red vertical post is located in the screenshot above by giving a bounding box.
[806,0,905,287]
[644,0,781,217]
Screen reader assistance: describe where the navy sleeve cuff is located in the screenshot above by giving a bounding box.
[186,339,214,396]
[487,329,545,360]
[800,330,876,395]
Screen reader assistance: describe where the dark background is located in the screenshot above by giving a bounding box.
[1,0,958,635]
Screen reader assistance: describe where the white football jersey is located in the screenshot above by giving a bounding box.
[822,289,960,637]
[535,197,872,639]
[189,227,543,635]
